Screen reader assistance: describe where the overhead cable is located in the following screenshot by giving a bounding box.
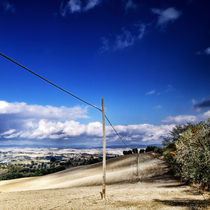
[0,51,127,145]
[0,52,101,112]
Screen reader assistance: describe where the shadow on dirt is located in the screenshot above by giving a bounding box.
[158,183,188,188]
[143,171,176,183]
[154,198,210,209]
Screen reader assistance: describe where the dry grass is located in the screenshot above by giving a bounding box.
[0,153,209,210]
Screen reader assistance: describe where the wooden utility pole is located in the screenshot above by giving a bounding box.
[101,98,106,199]
[137,151,140,181]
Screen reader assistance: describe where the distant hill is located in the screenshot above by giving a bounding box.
[0,153,167,192]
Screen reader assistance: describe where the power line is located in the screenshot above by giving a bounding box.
[0,51,127,146]
[105,115,127,145]
[0,52,101,112]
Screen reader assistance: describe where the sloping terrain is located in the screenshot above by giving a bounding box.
[0,153,209,209]
[0,153,166,192]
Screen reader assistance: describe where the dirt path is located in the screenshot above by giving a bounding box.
[0,153,209,209]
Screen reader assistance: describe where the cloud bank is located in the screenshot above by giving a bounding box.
[0,119,175,143]
[0,100,209,145]
[0,100,173,143]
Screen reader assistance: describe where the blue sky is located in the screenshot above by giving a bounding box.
[0,0,209,148]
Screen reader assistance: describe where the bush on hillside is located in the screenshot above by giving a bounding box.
[163,119,210,190]
[145,146,163,154]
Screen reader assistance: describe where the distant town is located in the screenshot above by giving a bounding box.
[0,148,122,172]
[0,147,158,180]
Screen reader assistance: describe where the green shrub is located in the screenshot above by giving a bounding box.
[145,146,156,152]
[163,119,210,189]
[145,146,163,154]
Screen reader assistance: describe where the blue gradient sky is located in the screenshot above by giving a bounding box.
[0,0,209,147]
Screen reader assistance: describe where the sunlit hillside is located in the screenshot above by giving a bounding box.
[0,153,208,210]
[0,153,166,192]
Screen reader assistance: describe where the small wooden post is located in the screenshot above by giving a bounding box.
[101,98,106,199]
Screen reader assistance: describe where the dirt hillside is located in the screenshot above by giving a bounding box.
[0,153,166,192]
[0,153,209,209]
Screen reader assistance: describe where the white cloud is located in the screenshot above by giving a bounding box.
[115,29,136,49]
[113,124,175,142]
[162,111,210,124]
[84,0,101,11]
[68,0,82,13]
[1,129,16,136]
[151,7,181,26]
[196,47,210,55]
[146,90,156,95]
[101,24,146,52]
[204,47,210,55]
[202,110,210,118]
[145,85,175,96]
[125,0,137,11]
[162,115,197,124]
[0,100,88,121]
[60,0,81,16]
[0,100,89,139]
[60,0,101,16]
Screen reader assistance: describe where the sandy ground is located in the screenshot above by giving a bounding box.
[0,153,209,210]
